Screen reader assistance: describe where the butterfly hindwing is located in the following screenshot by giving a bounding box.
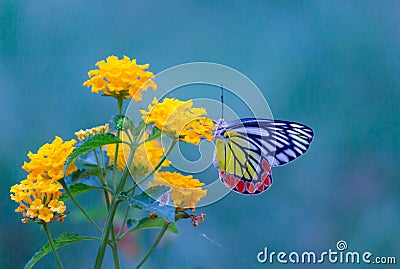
[218,158,272,195]
[215,130,273,195]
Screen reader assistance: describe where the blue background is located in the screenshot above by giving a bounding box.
[1,1,399,268]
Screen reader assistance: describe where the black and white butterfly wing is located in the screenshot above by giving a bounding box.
[214,118,314,195]
[224,118,314,167]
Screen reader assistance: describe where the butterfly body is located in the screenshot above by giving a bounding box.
[213,118,314,195]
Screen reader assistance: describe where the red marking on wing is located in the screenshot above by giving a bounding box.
[245,182,256,194]
[261,172,272,187]
[236,180,245,193]
[228,174,237,189]
[219,171,237,189]
[262,159,271,174]
[219,160,272,194]
[255,182,264,192]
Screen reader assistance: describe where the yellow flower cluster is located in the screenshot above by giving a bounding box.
[148,172,207,209]
[10,137,77,223]
[74,123,109,141]
[83,55,157,101]
[105,131,170,177]
[140,98,215,145]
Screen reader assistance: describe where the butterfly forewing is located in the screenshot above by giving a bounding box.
[224,118,314,167]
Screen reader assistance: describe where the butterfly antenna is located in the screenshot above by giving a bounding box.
[220,84,224,119]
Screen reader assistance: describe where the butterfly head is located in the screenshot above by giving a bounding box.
[214,118,228,139]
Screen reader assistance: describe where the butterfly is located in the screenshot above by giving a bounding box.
[213,118,314,195]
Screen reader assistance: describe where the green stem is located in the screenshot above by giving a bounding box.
[99,145,107,176]
[116,203,137,240]
[98,99,126,269]
[59,179,101,233]
[99,145,117,267]
[135,222,170,269]
[94,144,136,269]
[116,180,138,240]
[109,223,118,267]
[112,96,124,190]
[125,129,134,145]
[94,149,111,210]
[111,242,121,269]
[117,97,123,115]
[42,222,64,269]
[112,133,121,190]
[117,228,130,241]
[116,205,130,239]
[93,148,101,167]
[102,188,111,210]
[94,199,120,269]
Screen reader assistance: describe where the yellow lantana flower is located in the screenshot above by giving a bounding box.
[10,136,76,223]
[148,171,207,209]
[30,199,44,210]
[105,131,169,177]
[48,200,67,214]
[83,55,157,101]
[75,123,109,141]
[140,98,215,145]
[38,207,54,223]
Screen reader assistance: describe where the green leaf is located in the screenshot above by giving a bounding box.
[24,233,99,269]
[70,168,102,182]
[75,148,110,168]
[59,183,98,201]
[65,133,121,170]
[119,186,175,223]
[126,217,178,234]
